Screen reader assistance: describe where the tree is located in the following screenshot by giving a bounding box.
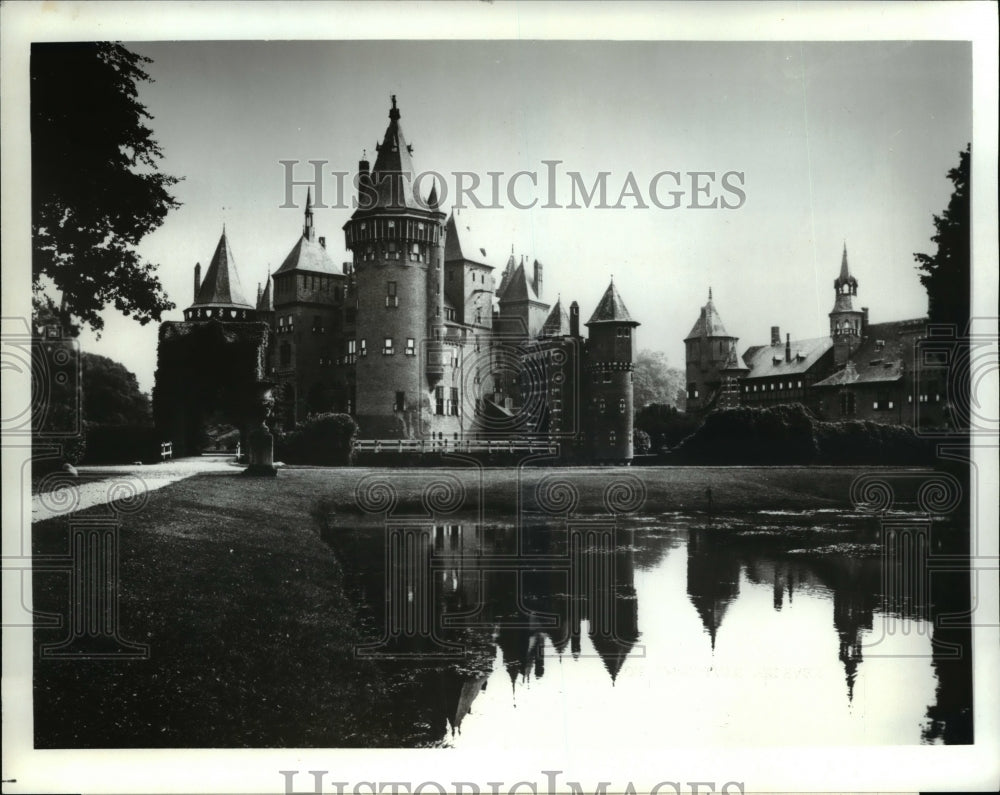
[632,349,686,410]
[81,353,151,425]
[914,145,970,327]
[31,42,180,335]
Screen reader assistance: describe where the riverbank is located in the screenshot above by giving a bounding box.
[32,464,938,747]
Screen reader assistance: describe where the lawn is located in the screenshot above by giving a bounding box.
[32,464,931,747]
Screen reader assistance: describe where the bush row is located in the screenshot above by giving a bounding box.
[669,403,935,465]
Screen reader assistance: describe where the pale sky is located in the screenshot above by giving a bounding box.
[77,39,970,392]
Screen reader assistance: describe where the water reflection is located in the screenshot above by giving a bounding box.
[323,514,971,747]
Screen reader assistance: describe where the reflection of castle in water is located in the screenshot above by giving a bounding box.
[330,521,970,744]
[341,523,640,735]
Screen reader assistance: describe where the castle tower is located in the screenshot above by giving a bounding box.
[184,229,255,321]
[586,279,639,463]
[829,244,865,367]
[684,288,740,412]
[343,96,449,438]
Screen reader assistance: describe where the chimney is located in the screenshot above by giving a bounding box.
[194,262,201,301]
[862,307,869,337]
[785,333,791,363]
[533,259,543,298]
[318,236,326,249]
[570,301,580,338]
[771,325,780,346]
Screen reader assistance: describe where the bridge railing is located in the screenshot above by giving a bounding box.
[354,439,559,455]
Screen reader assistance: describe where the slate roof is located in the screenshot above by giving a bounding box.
[498,263,541,303]
[539,298,571,337]
[812,319,924,388]
[356,96,423,213]
[587,280,638,325]
[685,292,731,340]
[742,336,833,379]
[274,235,343,276]
[191,231,253,309]
[444,211,490,267]
[496,253,517,298]
[256,273,273,312]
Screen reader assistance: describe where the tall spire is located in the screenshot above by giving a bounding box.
[840,242,850,282]
[708,286,713,301]
[304,188,315,241]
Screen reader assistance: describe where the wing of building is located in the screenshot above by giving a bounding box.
[683,245,946,427]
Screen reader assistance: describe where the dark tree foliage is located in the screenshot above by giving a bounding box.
[914,145,970,327]
[635,402,703,450]
[31,42,180,335]
[81,353,151,425]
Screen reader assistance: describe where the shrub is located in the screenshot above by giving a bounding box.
[671,403,934,465]
[276,413,357,466]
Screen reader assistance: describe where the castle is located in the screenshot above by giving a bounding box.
[181,97,639,462]
[684,245,949,427]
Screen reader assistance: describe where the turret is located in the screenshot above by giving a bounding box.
[184,229,255,322]
[586,278,639,463]
[829,244,865,367]
[342,96,450,439]
[684,288,741,412]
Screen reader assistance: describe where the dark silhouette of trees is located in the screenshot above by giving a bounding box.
[81,353,151,426]
[31,42,180,335]
[915,145,970,328]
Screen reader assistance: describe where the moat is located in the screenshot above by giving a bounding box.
[326,510,972,747]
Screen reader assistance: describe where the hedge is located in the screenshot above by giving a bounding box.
[276,413,357,466]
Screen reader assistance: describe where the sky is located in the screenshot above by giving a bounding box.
[75,39,971,393]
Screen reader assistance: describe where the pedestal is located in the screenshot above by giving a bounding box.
[243,422,277,477]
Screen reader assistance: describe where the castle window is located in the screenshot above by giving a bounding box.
[450,387,459,416]
[405,338,415,356]
[451,348,459,368]
[387,241,399,260]
[394,391,405,412]
[609,431,616,445]
[360,339,367,357]
[619,399,626,414]
[278,316,285,327]
[386,281,398,307]
[364,245,374,262]
[383,337,394,355]
[770,383,774,391]
[387,220,395,230]
[599,399,606,413]
[888,400,894,409]
[435,386,445,415]
[347,339,356,364]
[410,243,421,262]
[797,380,802,388]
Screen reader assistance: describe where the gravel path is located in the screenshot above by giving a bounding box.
[31,456,240,523]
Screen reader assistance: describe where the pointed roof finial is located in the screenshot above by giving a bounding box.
[389,93,400,121]
[306,187,313,209]
[709,286,713,301]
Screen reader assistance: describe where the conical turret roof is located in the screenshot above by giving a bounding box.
[685,289,731,340]
[191,230,253,309]
[587,279,638,325]
[256,271,273,311]
[355,96,424,213]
